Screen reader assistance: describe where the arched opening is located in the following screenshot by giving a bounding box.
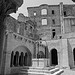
[73,48,75,65]
[19,52,24,66]
[24,53,28,66]
[37,51,45,58]
[11,46,32,67]
[13,51,19,67]
[51,49,58,66]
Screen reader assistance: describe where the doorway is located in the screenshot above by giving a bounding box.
[51,49,58,66]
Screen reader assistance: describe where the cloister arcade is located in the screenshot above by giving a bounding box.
[10,46,32,67]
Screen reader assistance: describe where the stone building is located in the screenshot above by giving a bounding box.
[18,2,75,70]
[1,2,75,75]
[0,15,46,74]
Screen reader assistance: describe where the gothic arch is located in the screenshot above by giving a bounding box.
[51,48,58,66]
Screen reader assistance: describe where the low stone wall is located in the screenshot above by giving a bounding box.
[32,59,49,67]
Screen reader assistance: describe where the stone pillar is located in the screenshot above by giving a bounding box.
[57,52,60,67]
[4,52,11,75]
[61,39,70,69]
[0,31,8,75]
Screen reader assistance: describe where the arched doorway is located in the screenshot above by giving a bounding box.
[73,48,75,65]
[51,49,58,66]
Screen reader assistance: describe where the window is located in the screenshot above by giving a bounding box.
[42,19,47,25]
[52,10,54,14]
[52,29,56,39]
[52,19,55,24]
[41,9,47,15]
[34,12,36,16]
[64,11,67,16]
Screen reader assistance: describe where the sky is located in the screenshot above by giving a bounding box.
[10,0,75,19]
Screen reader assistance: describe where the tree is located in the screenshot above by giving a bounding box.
[0,0,23,74]
[72,0,75,2]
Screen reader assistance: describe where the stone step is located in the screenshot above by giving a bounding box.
[19,67,64,75]
[52,69,64,75]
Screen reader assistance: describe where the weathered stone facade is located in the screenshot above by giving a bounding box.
[17,2,75,70]
[1,2,75,75]
[0,15,46,74]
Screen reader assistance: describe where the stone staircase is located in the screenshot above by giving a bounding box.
[19,66,64,75]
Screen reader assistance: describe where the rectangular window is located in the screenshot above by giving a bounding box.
[64,11,67,17]
[42,19,47,25]
[52,29,56,39]
[52,10,54,14]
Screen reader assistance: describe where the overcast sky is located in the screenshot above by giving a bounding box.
[10,0,75,19]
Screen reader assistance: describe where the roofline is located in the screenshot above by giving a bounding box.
[27,3,75,10]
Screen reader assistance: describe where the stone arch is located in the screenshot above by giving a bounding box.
[51,48,58,66]
[11,46,32,67]
[37,51,45,58]
[73,48,75,65]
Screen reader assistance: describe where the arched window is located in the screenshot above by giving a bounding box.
[41,9,47,15]
[42,19,47,25]
[10,51,14,67]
